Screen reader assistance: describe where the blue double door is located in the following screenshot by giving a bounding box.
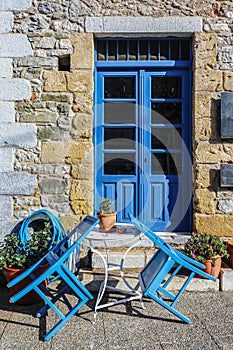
[94,69,192,231]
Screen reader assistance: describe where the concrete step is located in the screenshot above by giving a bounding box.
[220,262,233,291]
[79,269,220,292]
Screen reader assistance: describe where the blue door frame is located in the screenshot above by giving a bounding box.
[94,42,192,232]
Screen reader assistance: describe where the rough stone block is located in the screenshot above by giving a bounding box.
[194,68,223,92]
[0,11,13,33]
[194,214,233,236]
[194,142,233,163]
[193,92,219,119]
[0,58,12,78]
[67,71,93,93]
[0,173,37,195]
[194,188,216,214]
[0,123,36,148]
[194,163,219,189]
[0,34,32,57]
[223,71,233,91]
[0,0,31,11]
[0,102,15,122]
[39,178,67,194]
[70,180,93,202]
[70,33,94,69]
[43,71,67,92]
[193,33,217,69]
[0,148,13,172]
[71,200,93,215]
[0,79,31,101]
[19,111,58,124]
[41,141,70,163]
[73,92,93,113]
[0,195,12,220]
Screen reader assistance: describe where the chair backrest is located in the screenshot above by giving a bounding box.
[48,215,99,263]
[67,215,99,242]
[139,249,170,293]
[129,214,179,259]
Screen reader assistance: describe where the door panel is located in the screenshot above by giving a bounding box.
[142,70,192,231]
[95,71,139,222]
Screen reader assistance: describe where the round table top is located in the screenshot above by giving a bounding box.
[83,224,141,248]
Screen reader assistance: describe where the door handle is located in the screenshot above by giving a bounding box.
[144,158,148,163]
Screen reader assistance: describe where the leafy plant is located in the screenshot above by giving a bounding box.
[184,232,229,265]
[0,222,55,269]
[98,198,114,214]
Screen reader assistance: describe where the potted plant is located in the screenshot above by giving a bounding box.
[227,239,233,268]
[97,198,117,232]
[184,232,229,277]
[0,221,54,305]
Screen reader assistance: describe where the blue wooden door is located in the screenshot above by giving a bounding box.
[94,69,192,231]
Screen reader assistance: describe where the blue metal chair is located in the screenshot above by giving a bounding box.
[8,215,99,341]
[129,214,216,324]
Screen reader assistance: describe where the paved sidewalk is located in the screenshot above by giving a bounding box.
[0,285,233,350]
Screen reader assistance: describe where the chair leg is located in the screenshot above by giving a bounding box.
[43,296,89,341]
[147,291,190,324]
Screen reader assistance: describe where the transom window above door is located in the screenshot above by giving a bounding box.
[96,38,191,62]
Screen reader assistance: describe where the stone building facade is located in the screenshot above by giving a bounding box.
[0,0,233,239]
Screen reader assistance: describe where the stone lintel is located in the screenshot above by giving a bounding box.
[85,16,202,35]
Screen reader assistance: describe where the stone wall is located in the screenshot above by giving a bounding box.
[0,0,233,237]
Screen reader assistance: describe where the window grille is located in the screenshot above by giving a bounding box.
[96,38,191,62]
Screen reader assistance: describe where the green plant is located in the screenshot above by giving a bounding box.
[184,232,229,265]
[0,222,54,269]
[98,198,114,214]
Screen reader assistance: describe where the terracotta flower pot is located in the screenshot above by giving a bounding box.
[227,239,233,269]
[2,264,49,305]
[201,256,222,278]
[97,212,117,232]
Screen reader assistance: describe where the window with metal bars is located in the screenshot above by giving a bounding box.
[96,38,191,62]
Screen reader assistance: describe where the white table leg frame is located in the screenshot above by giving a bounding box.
[91,236,144,323]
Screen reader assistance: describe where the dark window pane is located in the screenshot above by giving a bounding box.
[97,41,106,61]
[150,40,158,60]
[129,40,138,60]
[151,77,182,98]
[118,40,127,60]
[139,41,148,60]
[160,40,169,60]
[170,40,180,60]
[151,153,182,175]
[104,153,136,175]
[151,103,182,124]
[108,41,117,61]
[151,128,182,149]
[104,77,135,99]
[181,40,190,60]
[104,128,135,149]
[104,102,135,124]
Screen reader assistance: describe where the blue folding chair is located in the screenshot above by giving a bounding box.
[8,215,99,341]
[129,214,216,324]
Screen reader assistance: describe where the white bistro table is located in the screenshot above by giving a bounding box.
[83,224,144,322]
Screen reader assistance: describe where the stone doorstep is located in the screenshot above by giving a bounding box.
[79,269,220,293]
